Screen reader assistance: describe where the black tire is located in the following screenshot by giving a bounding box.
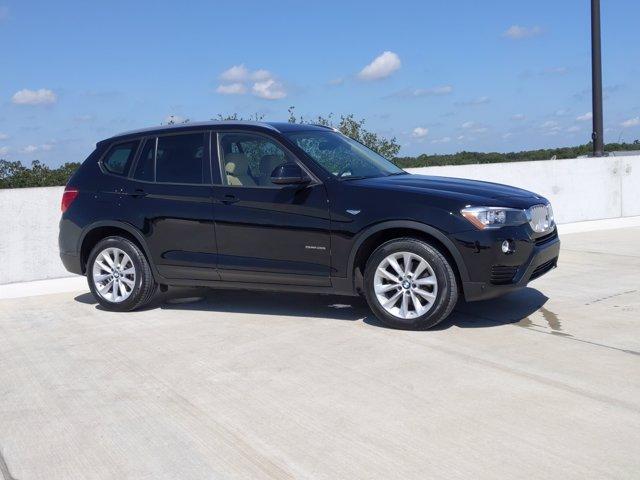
[86,236,157,311]
[363,237,458,330]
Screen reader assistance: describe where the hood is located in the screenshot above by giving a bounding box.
[350,173,547,208]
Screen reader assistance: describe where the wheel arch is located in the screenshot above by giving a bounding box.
[78,221,159,280]
[348,220,469,294]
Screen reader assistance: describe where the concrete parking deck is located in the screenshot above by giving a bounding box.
[1,227,639,479]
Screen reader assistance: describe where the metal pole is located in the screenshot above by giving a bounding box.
[591,0,605,156]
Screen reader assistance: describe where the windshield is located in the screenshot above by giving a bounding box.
[284,130,404,179]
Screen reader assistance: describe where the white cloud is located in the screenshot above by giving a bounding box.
[577,112,593,121]
[252,78,286,100]
[457,135,465,141]
[0,146,9,156]
[390,85,453,98]
[431,136,451,144]
[461,121,476,129]
[219,64,249,82]
[567,126,581,132]
[21,142,55,154]
[216,83,247,95]
[413,85,453,96]
[541,120,559,128]
[456,96,491,106]
[621,117,640,128]
[22,145,39,153]
[502,133,513,139]
[472,127,488,134]
[555,109,569,116]
[503,25,543,40]
[328,77,345,86]
[251,69,272,81]
[511,114,526,121]
[411,127,429,138]
[358,51,401,81]
[0,132,9,140]
[12,88,57,105]
[217,65,286,99]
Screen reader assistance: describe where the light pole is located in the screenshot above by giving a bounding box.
[591,0,605,156]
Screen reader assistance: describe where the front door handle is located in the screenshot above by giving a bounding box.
[131,188,147,198]
[221,194,239,205]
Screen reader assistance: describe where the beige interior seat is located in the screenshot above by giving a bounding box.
[224,153,257,186]
[258,155,286,185]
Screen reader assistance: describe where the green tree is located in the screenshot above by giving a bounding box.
[286,106,401,159]
[212,107,401,159]
[0,159,80,189]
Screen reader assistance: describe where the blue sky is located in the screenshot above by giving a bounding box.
[1,0,639,167]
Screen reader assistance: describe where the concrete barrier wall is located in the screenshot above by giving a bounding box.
[0,155,638,285]
[1,186,67,284]
[408,155,640,224]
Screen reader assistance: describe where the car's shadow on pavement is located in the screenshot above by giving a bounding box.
[75,286,549,330]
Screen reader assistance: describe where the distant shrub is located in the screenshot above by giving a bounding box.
[0,160,81,189]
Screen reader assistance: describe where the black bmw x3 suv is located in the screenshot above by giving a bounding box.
[59,121,559,329]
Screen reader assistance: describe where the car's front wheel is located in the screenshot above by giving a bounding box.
[363,238,458,330]
[87,236,157,311]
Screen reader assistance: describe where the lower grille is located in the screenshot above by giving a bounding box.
[491,265,518,285]
[535,229,558,247]
[530,258,557,280]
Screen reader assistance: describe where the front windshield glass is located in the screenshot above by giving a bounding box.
[284,130,404,179]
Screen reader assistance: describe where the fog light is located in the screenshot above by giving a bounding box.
[501,240,514,254]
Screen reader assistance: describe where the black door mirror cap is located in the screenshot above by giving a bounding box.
[270,163,311,185]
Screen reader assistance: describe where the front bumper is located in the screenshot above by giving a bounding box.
[455,226,560,302]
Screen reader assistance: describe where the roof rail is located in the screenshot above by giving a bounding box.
[311,123,339,132]
[216,120,280,132]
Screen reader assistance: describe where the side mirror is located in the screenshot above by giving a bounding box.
[270,163,311,185]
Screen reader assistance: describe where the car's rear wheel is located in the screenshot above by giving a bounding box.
[87,236,157,311]
[363,238,458,330]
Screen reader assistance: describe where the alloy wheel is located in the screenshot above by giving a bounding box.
[92,247,136,303]
[373,251,438,319]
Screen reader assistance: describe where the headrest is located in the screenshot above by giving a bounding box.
[225,153,248,174]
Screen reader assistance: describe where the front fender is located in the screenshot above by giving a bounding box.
[346,219,470,292]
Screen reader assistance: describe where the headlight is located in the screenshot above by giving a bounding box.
[460,206,528,230]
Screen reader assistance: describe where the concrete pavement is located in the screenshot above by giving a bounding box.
[1,227,639,479]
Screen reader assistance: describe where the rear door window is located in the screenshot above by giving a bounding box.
[102,141,139,176]
[156,133,206,184]
[134,138,156,182]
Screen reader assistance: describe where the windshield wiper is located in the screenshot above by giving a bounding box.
[338,175,369,181]
[386,171,408,176]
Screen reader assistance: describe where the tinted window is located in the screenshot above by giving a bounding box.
[218,132,292,187]
[134,138,155,182]
[102,141,138,175]
[156,134,205,184]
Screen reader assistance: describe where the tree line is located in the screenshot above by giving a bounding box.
[1,108,638,188]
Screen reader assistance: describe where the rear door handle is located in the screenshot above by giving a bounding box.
[131,188,147,198]
[221,194,239,205]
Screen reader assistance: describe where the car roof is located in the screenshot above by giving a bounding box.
[102,121,333,144]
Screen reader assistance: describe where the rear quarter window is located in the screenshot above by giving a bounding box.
[102,141,139,176]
